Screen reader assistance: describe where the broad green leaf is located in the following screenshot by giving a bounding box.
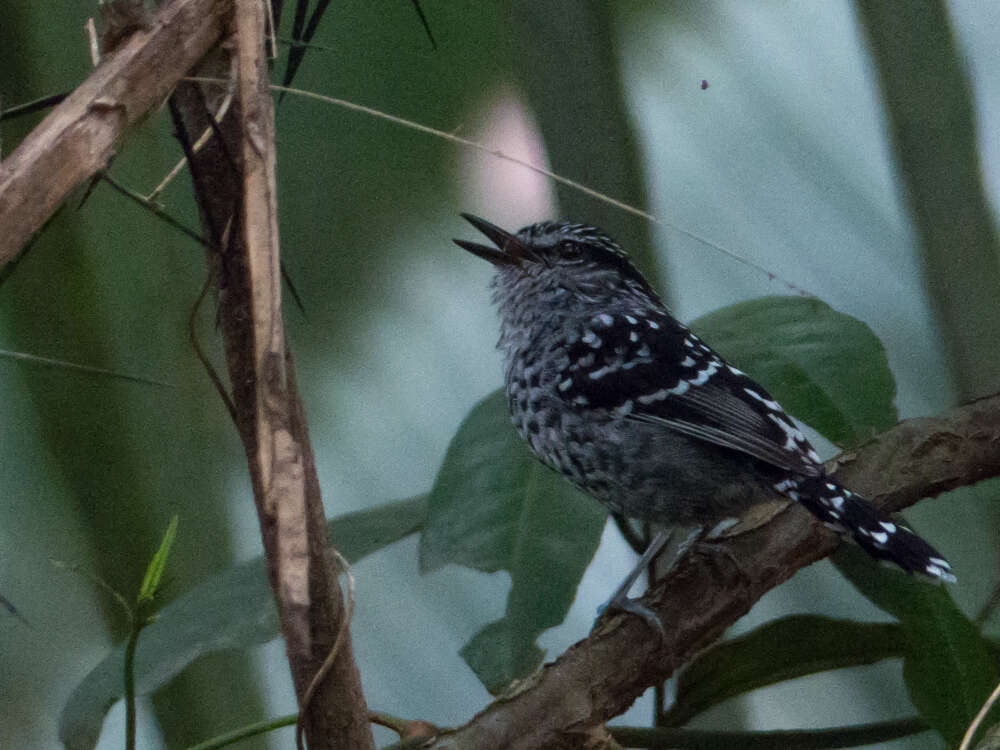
[421,389,606,692]
[59,496,426,750]
[460,620,544,696]
[691,296,897,446]
[138,515,178,604]
[328,495,428,563]
[834,546,998,747]
[663,615,904,727]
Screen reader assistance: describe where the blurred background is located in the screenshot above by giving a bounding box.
[1,1,998,748]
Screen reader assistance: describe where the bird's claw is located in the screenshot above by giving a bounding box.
[596,593,666,641]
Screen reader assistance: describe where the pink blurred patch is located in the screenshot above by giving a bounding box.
[459,87,557,228]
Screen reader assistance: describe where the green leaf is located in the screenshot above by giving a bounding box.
[690,296,897,446]
[138,515,178,604]
[421,389,607,693]
[834,546,999,747]
[328,495,428,564]
[460,620,544,696]
[663,615,905,727]
[59,496,426,750]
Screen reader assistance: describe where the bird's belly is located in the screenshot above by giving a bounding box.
[510,400,771,526]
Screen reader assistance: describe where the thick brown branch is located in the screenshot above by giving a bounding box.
[137,3,372,748]
[230,1,373,747]
[427,393,1000,750]
[0,0,229,265]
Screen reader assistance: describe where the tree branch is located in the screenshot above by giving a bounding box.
[0,0,230,265]
[163,1,374,746]
[2,0,380,744]
[426,394,1000,750]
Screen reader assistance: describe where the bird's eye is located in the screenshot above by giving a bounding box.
[559,241,582,260]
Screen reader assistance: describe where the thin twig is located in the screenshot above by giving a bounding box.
[958,680,1000,750]
[148,88,234,202]
[610,717,928,749]
[185,715,296,750]
[85,18,100,67]
[185,77,814,297]
[99,172,206,245]
[0,91,70,122]
[0,348,171,387]
[188,249,237,424]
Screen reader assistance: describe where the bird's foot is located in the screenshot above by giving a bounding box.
[596,590,666,640]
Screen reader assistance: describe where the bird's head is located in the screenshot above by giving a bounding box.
[453,214,660,309]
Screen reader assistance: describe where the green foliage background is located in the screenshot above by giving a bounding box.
[1,1,998,748]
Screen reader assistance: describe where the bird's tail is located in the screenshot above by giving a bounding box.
[773,476,955,582]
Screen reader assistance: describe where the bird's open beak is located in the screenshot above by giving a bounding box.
[453,213,532,267]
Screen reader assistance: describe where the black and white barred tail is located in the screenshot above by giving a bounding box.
[773,476,955,581]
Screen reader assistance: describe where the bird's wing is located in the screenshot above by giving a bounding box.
[556,311,824,477]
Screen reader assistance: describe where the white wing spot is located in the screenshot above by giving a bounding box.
[829,495,845,510]
[669,380,691,396]
[744,388,782,411]
[774,478,799,492]
[648,320,660,329]
[636,344,651,358]
[615,399,634,415]
[688,360,720,386]
[598,313,614,326]
[572,395,589,406]
[880,521,897,533]
[768,413,806,452]
[558,377,573,392]
[680,355,697,367]
[625,315,638,325]
[637,388,669,404]
[589,366,611,380]
[727,365,744,375]
[577,353,595,368]
[870,531,889,545]
[629,331,639,343]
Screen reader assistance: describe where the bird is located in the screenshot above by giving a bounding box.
[453,213,955,629]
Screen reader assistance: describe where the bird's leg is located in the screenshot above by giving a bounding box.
[605,529,672,605]
[597,527,704,637]
[688,517,750,585]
